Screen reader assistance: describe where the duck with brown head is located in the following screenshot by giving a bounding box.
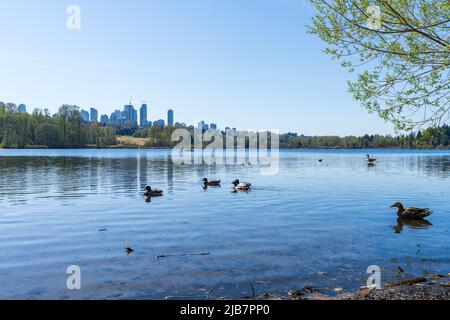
[391,202,432,220]
[202,178,221,187]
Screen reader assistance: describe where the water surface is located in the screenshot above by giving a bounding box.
[0,149,449,299]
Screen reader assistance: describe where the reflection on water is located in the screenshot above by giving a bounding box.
[393,218,433,234]
[0,149,450,299]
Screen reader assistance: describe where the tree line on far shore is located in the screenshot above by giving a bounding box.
[131,123,450,150]
[0,103,116,148]
[279,126,450,149]
[1,102,450,149]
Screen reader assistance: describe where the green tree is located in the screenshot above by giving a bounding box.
[307,0,450,130]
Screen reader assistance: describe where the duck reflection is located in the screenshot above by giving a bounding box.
[393,218,432,234]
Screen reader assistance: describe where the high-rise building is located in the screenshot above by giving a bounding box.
[121,110,127,123]
[197,121,205,130]
[123,104,138,127]
[167,109,174,126]
[210,123,217,130]
[90,108,98,122]
[123,104,133,125]
[81,109,90,122]
[18,104,27,113]
[132,109,138,126]
[154,119,165,128]
[100,114,109,126]
[109,110,121,126]
[140,104,148,127]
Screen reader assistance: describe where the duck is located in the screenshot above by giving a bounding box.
[391,202,432,220]
[144,186,163,197]
[366,154,377,163]
[232,179,252,191]
[202,178,221,187]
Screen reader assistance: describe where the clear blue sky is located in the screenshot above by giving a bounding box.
[0,0,394,136]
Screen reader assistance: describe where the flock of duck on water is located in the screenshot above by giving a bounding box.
[143,153,433,221]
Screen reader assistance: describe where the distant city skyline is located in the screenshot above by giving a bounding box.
[1,99,224,131]
[0,0,395,136]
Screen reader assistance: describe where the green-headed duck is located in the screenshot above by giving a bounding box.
[232,179,251,191]
[366,154,377,163]
[144,186,163,197]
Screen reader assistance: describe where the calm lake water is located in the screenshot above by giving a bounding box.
[0,149,449,299]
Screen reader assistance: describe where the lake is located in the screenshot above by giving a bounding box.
[0,149,449,299]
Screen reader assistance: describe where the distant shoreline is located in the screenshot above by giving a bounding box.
[2,145,450,151]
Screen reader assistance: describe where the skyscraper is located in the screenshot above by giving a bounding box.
[18,104,27,113]
[210,123,217,130]
[154,119,165,128]
[110,109,121,126]
[123,104,138,127]
[197,121,205,130]
[81,109,90,122]
[132,109,138,127]
[90,108,98,122]
[167,109,174,126]
[140,104,148,127]
[100,114,109,126]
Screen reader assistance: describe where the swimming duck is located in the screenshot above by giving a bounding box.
[202,178,221,187]
[232,179,251,191]
[366,154,377,163]
[391,202,432,220]
[144,186,163,197]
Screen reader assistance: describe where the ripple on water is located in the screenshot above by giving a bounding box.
[0,149,450,299]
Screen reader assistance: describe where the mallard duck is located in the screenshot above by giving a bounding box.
[366,154,377,163]
[232,179,251,191]
[203,178,221,187]
[391,202,432,220]
[144,186,163,197]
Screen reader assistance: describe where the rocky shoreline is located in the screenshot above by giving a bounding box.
[283,275,450,300]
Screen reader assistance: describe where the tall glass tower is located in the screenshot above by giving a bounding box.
[140,104,148,127]
[167,109,174,126]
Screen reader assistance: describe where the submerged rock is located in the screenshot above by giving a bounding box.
[288,285,320,299]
